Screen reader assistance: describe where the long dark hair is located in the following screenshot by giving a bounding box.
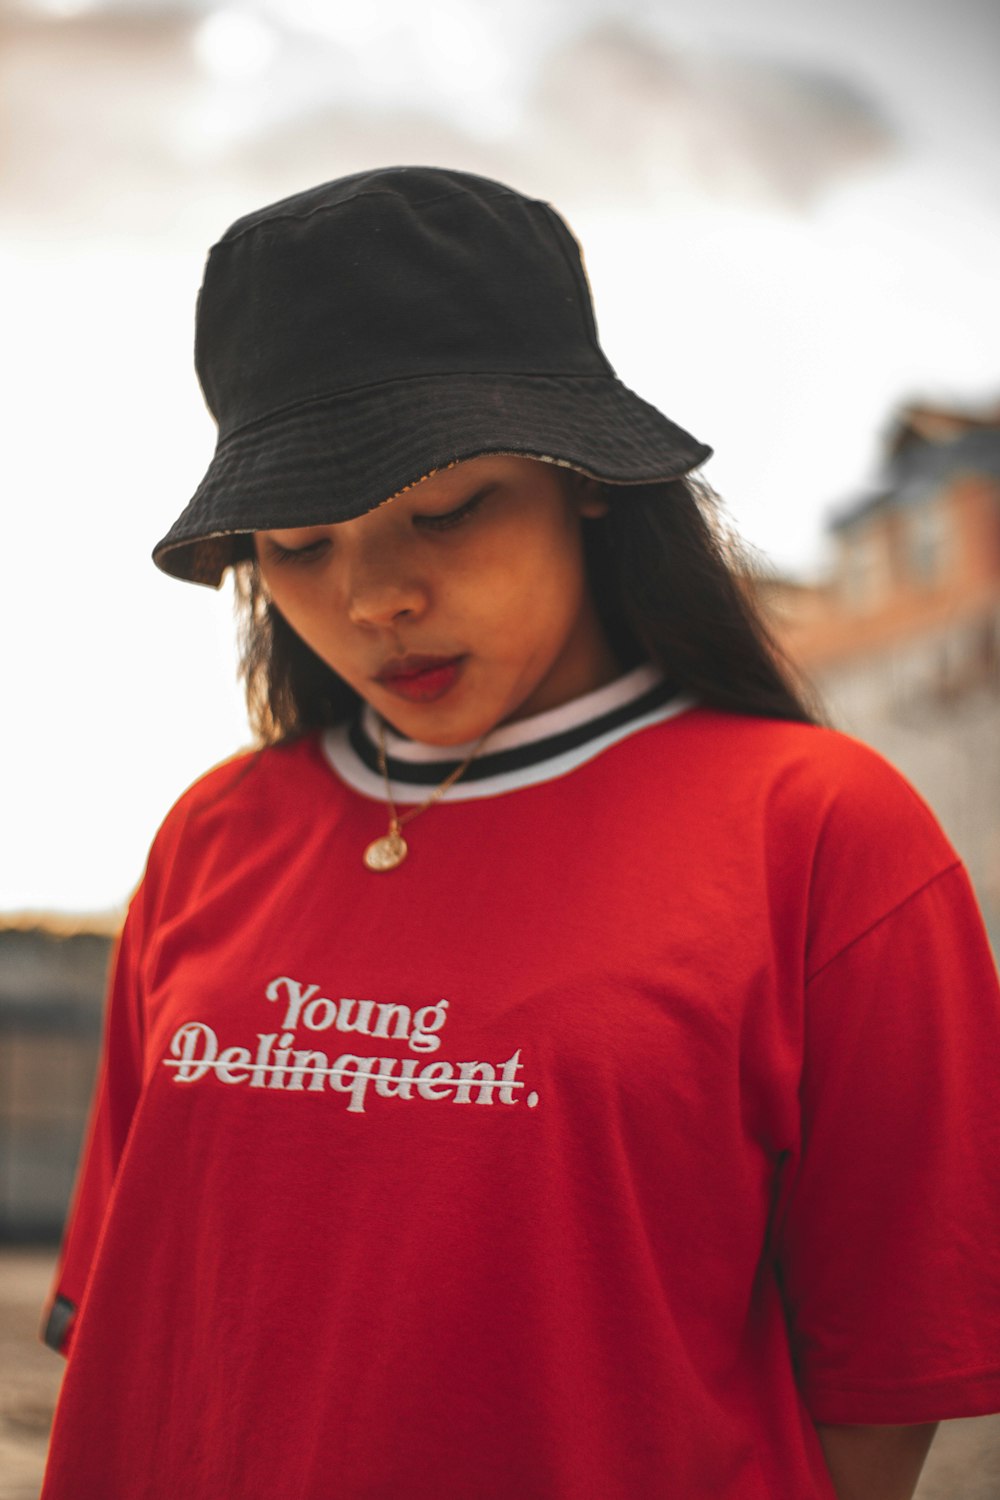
[234,474,821,744]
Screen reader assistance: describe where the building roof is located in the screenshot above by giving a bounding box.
[829,405,1000,533]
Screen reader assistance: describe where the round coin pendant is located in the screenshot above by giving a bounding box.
[363,830,408,872]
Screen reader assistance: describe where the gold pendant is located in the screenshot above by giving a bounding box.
[363,829,408,872]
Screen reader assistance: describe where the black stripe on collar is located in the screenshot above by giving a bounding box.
[348,675,680,787]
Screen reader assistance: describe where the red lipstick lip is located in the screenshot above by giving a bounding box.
[373,655,466,704]
[374,654,463,684]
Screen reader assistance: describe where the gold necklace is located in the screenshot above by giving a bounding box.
[363,721,490,871]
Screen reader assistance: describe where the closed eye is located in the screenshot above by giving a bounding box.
[415,486,494,532]
[262,538,330,566]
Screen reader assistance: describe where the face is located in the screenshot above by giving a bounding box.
[253,455,621,747]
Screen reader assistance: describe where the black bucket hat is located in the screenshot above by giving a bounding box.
[153,165,713,587]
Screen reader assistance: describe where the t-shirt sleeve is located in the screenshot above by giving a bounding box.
[38,751,257,1357]
[774,859,1000,1423]
[41,893,147,1357]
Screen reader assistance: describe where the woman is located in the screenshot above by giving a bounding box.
[41,166,1000,1499]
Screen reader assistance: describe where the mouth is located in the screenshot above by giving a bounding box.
[373,654,467,703]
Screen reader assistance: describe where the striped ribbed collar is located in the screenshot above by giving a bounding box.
[321,663,693,804]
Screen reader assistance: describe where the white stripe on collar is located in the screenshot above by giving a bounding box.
[321,664,694,804]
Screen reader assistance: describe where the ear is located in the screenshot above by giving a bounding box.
[568,472,610,519]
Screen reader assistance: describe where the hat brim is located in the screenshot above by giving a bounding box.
[152,372,712,587]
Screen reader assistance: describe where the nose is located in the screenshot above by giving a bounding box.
[344,542,429,628]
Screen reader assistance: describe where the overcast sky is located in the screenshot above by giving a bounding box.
[3,0,999,915]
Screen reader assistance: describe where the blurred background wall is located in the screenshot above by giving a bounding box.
[0,2,998,1492]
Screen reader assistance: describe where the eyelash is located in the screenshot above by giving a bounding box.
[266,540,329,566]
[416,491,488,531]
[265,492,488,563]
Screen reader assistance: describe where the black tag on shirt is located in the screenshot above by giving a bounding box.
[42,1294,77,1354]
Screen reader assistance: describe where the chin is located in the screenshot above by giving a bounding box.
[370,671,504,748]
[374,693,498,748]
[390,713,495,749]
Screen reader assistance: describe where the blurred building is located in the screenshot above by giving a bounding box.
[766,398,1000,947]
[0,924,111,1243]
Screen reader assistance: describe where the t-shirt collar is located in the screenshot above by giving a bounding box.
[322,662,692,803]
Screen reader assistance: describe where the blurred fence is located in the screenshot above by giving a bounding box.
[0,930,109,1245]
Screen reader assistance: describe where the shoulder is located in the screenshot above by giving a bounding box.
[142,735,331,880]
[657,708,962,971]
[670,707,949,840]
[161,734,314,814]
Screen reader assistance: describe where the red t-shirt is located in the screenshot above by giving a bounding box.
[41,668,1000,1498]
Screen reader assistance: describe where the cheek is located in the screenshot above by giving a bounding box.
[262,577,308,637]
[468,549,588,657]
[472,513,584,608]
[264,576,351,665]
